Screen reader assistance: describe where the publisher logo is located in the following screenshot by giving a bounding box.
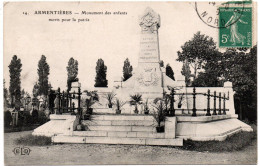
[13,147,31,155]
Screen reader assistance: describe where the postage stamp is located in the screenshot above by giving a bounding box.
[219,7,252,47]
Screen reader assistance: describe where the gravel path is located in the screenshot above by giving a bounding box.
[5,131,257,165]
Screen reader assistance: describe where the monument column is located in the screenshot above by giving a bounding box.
[134,7,163,97]
[138,8,160,64]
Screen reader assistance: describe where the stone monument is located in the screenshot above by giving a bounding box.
[117,7,184,99]
[135,7,162,89]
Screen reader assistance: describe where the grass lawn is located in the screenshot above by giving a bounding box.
[15,134,52,146]
[179,123,257,152]
[180,131,256,152]
[5,130,257,165]
[4,125,40,133]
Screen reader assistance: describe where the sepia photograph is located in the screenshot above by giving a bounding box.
[2,1,258,165]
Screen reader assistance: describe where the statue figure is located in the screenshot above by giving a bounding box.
[225,11,248,45]
[54,94,60,114]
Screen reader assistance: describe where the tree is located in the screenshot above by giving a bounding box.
[181,61,191,86]
[4,79,9,108]
[222,46,257,121]
[190,45,257,121]
[21,89,25,98]
[177,31,218,79]
[192,51,224,87]
[193,72,224,87]
[123,58,133,81]
[9,55,22,107]
[177,31,257,122]
[94,59,108,87]
[37,55,50,96]
[165,64,175,81]
[66,57,78,91]
[32,82,40,98]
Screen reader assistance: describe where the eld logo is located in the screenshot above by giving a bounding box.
[13,147,31,155]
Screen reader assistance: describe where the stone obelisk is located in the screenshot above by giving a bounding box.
[134,7,163,97]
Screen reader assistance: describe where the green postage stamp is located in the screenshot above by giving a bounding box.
[219,7,252,47]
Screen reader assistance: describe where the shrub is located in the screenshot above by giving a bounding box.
[130,94,142,114]
[20,111,33,126]
[143,99,149,114]
[105,92,116,108]
[38,111,48,125]
[154,96,170,116]
[15,134,51,146]
[114,99,126,114]
[31,109,39,124]
[4,110,12,127]
[84,90,99,114]
[152,100,166,128]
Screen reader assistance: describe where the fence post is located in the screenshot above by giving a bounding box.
[223,93,226,115]
[66,89,69,113]
[206,89,211,116]
[72,102,75,113]
[213,91,217,115]
[47,88,51,111]
[78,87,81,119]
[48,88,53,113]
[192,87,197,117]
[58,88,61,114]
[218,92,222,115]
[62,91,65,113]
[170,89,175,117]
[69,94,72,112]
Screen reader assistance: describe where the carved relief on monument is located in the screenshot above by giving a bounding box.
[139,7,160,34]
[136,67,159,86]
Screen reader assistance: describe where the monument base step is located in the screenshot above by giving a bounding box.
[82,119,155,126]
[72,131,165,138]
[82,115,157,132]
[90,114,154,121]
[85,125,156,132]
[52,135,183,146]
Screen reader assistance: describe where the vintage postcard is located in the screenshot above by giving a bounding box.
[3,1,257,165]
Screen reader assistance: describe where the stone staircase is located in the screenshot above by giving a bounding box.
[52,114,183,146]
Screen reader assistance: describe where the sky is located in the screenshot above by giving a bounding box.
[4,1,255,94]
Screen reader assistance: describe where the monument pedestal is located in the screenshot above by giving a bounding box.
[133,87,163,99]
